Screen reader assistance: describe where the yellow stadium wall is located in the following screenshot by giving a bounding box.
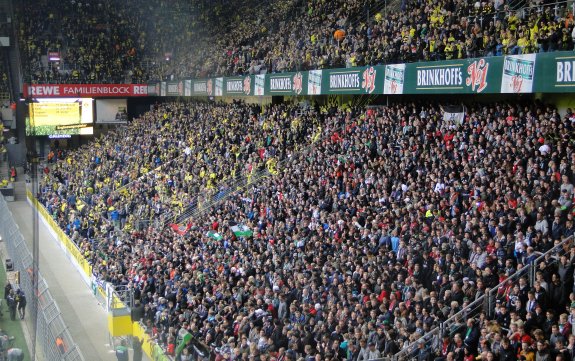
[27,189,165,361]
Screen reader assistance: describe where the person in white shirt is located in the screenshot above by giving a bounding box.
[538,140,550,155]
[434,178,446,194]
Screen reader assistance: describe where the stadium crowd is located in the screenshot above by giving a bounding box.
[0,57,9,96]
[16,0,290,83]
[18,0,147,84]
[17,0,575,83]
[37,98,575,360]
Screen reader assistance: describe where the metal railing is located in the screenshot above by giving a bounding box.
[391,235,574,361]
[169,164,271,226]
[467,0,574,28]
[527,235,574,286]
[0,194,85,361]
[98,115,343,360]
[390,327,442,361]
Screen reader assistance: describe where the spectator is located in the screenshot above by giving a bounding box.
[6,348,23,361]
[39,99,575,360]
[15,290,25,320]
[16,0,575,82]
[6,290,16,321]
[115,340,129,361]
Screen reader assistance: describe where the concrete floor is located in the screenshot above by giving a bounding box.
[5,179,146,361]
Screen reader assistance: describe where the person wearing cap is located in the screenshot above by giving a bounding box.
[115,340,129,361]
[365,341,381,360]
[413,338,430,361]
[15,290,25,320]
[519,340,535,361]
[357,339,369,360]
[284,349,297,361]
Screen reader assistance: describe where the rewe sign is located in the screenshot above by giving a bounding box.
[23,84,149,98]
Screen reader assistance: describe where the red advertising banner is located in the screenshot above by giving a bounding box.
[23,84,149,98]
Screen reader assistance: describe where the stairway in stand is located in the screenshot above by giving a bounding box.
[0,0,23,101]
[0,154,9,180]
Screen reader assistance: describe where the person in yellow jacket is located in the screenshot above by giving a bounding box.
[508,11,520,32]
[456,41,464,59]
[518,341,535,361]
[517,32,530,53]
[445,41,455,60]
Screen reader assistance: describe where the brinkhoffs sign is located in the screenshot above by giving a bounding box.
[24,52,575,98]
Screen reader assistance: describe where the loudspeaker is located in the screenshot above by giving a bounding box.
[5,259,13,271]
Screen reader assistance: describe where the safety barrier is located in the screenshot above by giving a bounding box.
[0,193,84,360]
[143,51,575,97]
[26,189,169,361]
[392,235,573,361]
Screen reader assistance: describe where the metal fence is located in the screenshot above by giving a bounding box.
[169,119,343,227]
[390,235,574,361]
[0,194,85,361]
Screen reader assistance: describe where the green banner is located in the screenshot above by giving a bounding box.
[401,57,503,94]
[190,79,211,96]
[264,71,308,96]
[224,76,253,96]
[534,52,575,93]
[166,81,184,96]
[322,66,383,95]
[151,51,575,97]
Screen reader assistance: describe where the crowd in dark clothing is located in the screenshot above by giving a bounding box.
[17,0,575,83]
[36,98,575,360]
[18,0,146,84]
[167,0,575,78]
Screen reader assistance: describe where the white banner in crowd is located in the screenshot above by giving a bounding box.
[442,104,466,125]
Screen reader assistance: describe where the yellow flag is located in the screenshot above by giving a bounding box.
[312,126,322,143]
[119,188,129,197]
[266,158,278,175]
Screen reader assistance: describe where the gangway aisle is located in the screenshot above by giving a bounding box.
[6,179,142,361]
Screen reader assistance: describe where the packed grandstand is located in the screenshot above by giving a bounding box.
[0,0,572,360]
[36,97,575,361]
[17,0,575,83]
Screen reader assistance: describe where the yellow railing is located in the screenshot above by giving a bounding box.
[27,189,166,361]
